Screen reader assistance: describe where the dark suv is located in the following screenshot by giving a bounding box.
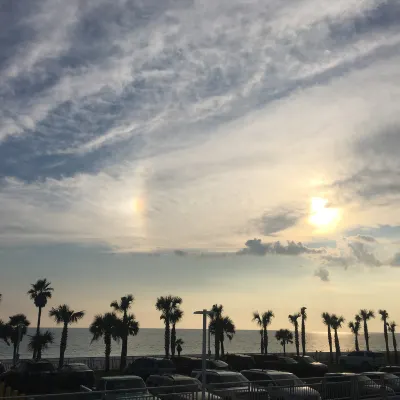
[223,354,256,372]
[0,359,57,394]
[124,357,175,379]
[172,356,229,375]
[253,355,299,374]
[146,374,201,399]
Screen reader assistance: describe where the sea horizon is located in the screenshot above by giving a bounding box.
[1,328,397,360]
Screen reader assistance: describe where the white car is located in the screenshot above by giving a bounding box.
[241,369,321,400]
[339,351,385,370]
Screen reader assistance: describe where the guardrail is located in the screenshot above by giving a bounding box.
[1,376,400,400]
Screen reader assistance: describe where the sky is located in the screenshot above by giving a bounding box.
[1,0,400,333]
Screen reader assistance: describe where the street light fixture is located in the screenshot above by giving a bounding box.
[194,309,214,399]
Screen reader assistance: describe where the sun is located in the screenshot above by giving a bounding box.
[309,197,340,228]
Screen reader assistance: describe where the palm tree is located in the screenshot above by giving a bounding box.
[7,314,31,363]
[170,308,184,357]
[379,310,390,363]
[220,316,236,356]
[275,329,293,356]
[111,295,139,370]
[300,307,307,356]
[252,311,274,355]
[288,313,301,357]
[359,309,375,351]
[388,322,398,365]
[0,319,11,346]
[330,314,345,363]
[322,312,334,364]
[49,305,85,368]
[89,312,120,372]
[155,295,182,358]
[28,330,54,360]
[27,279,54,335]
[348,316,361,352]
[208,305,236,359]
[252,314,264,354]
[176,338,184,356]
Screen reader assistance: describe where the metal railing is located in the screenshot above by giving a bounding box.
[1,375,400,400]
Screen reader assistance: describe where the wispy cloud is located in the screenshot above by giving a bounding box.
[1,0,400,254]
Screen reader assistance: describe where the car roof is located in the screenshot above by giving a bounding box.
[243,369,293,375]
[325,373,357,377]
[102,376,143,381]
[164,374,197,380]
[194,369,241,376]
[362,372,385,375]
[226,354,252,358]
[136,357,166,361]
[64,363,88,366]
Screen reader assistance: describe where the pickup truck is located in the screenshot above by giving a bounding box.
[339,351,385,370]
[81,375,149,400]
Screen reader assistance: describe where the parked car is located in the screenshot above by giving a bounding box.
[362,371,400,393]
[241,369,321,400]
[223,354,256,372]
[252,355,299,374]
[0,362,5,375]
[146,374,202,399]
[81,375,149,399]
[321,372,394,399]
[380,366,400,374]
[172,357,229,375]
[292,356,328,378]
[58,363,95,391]
[191,369,268,400]
[0,359,57,394]
[339,351,385,370]
[124,357,175,379]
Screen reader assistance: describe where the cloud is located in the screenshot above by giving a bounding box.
[321,253,352,269]
[354,234,377,243]
[237,238,325,256]
[348,241,381,267]
[389,253,400,267]
[314,267,330,282]
[253,210,302,236]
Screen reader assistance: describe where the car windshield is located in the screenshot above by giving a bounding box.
[105,379,146,392]
[174,379,201,390]
[217,374,249,388]
[283,358,297,364]
[68,364,89,371]
[300,357,316,364]
[158,360,174,368]
[385,374,400,381]
[29,363,55,372]
[272,374,304,387]
[357,376,373,383]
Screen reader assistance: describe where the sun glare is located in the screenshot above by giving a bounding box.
[132,197,144,214]
[309,197,340,228]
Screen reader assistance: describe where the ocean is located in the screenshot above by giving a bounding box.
[0,328,397,360]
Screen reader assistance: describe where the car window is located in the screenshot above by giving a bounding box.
[283,358,297,364]
[271,374,303,387]
[157,359,174,368]
[69,364,89,371]
[137,359,154,368]
[105,379,147,392]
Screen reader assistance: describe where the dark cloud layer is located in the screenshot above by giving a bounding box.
[253,210,302,236]
[314,267,330,282]
[237,238,325,256]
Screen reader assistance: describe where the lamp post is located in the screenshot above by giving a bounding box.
[194,309,214,399]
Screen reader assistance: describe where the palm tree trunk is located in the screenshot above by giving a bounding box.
[327,326,333,364]
[164,319,170,358]
[283,343,286,356]
[220,333,225,357]
[38,346,42,360]
[171,324,176,356]
[120,311,128,371]
[58,323,68,369]
[355,333,359,352]
[334,329,341,363]
[260,331,264,354]
[384,322,390,363]
[294,324,300,357]
[13,343,17,364]
[264,329,269,355]
[364,320,370,351]
[214,325,220,359]
[33,306,42,359]
[263,328,267,355]
[301,317,306,356]
[392,331,398,365]
[104,333,111,372]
